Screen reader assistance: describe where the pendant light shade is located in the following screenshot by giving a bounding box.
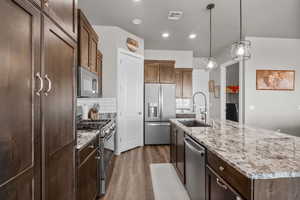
[231,0,251,61]
[205,3,218,71]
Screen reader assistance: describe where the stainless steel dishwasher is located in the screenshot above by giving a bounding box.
[184,135,206,200]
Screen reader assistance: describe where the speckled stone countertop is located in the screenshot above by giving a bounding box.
[170,118,300,180]
[76,130,99,150]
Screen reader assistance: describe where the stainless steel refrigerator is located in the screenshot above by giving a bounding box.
[144,84,176,145]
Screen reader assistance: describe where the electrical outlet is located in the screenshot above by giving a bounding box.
[249,105,255,110]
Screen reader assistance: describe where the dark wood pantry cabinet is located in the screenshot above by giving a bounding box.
[0,0,76,199]
[0,0,41,199]
[43,0,78,40]
[43,16,76,200]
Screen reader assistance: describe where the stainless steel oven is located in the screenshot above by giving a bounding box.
[78,66,99,97]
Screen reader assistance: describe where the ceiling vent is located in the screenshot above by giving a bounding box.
[168,11,183,20]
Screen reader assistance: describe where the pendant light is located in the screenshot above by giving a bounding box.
[205,3,218,71]
[231,0,251,61]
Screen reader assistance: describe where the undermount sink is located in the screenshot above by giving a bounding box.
[179,120,211,128]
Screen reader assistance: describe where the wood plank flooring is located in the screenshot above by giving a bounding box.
[101,145,170,200]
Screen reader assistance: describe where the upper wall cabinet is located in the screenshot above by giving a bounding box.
[43,0,78,40]
[144,60,175,84]
[175,69,193,98]
[78,9,99,73]
[97,50,103,96]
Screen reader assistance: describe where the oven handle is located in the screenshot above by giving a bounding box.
[104,130,116,141]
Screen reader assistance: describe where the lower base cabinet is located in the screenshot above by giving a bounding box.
[207,167,242,200]
[77,140,98,200]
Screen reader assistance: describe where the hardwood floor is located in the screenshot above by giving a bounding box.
[101,145,170,200]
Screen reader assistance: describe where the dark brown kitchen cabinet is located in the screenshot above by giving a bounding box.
[89,36,98,73]
[144,62,160,83]
[43,16,76,200]
[207,167,241,200]
[144,60,175,83]
[170,123,185,184]
[159,61,176,84]
[176,128,185,183]
[97,50,103,96]
[175,69,193,98]
[77,142,98,200]
[0,0,41,199]
[43,0,77,40]
[170,124,177,164]
[78,9,99,72]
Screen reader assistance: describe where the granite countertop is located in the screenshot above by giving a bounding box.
[170,118,300,180]
[76,130,99,150]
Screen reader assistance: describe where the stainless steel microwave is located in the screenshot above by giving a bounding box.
[78,67,99,97]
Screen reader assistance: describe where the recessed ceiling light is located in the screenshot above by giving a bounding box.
[162,32,170,38]
[133,0,141,2]
[189,34,197,39]
[168,11,183,20]
[132,18,142,25]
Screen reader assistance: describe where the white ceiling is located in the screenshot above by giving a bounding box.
[79,0,300,57]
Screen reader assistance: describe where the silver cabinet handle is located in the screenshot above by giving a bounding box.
[216,178,228,190]
[44,0,49,7]
[44,74,52,96]
[35,72,44,96]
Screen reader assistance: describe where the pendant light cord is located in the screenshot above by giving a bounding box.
[240,0,242,40]
[210,8,212,57]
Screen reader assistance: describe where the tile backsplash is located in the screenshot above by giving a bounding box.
[77,98,117,119]
[176,98,192,111]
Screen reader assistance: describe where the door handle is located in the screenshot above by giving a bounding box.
[184,137,205,156]
[35,72,44,96]
[44,74,52,96]
[44,0,49,7]
[216,178,228,190]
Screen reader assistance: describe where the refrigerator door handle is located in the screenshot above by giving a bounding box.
[159,85,162,120]
[146,122,171,126]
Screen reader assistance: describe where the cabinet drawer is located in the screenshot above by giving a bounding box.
[207,151,252,200]
[78,139,98,165]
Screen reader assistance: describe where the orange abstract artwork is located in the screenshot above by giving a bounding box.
[256,70,295,90]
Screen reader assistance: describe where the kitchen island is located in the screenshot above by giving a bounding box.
[170,118,300,200]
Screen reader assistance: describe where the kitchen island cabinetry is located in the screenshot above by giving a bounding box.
[170,124,185,184]
[170,119,300,200]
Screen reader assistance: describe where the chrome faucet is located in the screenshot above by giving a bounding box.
[192,91,207,124]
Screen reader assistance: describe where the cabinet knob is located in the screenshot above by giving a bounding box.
[44,0,49,7]
[219,166,225,171]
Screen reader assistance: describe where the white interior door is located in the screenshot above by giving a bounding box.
[118,49,144,153]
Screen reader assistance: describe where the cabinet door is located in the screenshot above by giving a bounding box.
[182,70,193,98]
[170,125,177,164]
[89,35,98,73]
[0,0,41,199]
[207,168,240,200]
[43,0,77,40]
[77,150,98,200]
[176,128,185,183]
[144,62,160,83]
[97,51,103,97]
[43,16,76,200]
[175,70,183,98]
[159,62,175,84]
[78,18,90,69]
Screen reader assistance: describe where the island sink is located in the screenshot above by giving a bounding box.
[179,120,211,128]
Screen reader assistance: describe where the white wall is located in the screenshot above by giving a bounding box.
[93,26,144,98]
[244,37,300,137]
[144,50,193,68]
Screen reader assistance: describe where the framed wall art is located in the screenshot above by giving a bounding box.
[256,70,295,91]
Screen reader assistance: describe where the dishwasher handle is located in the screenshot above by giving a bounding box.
[184,137,205,156]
